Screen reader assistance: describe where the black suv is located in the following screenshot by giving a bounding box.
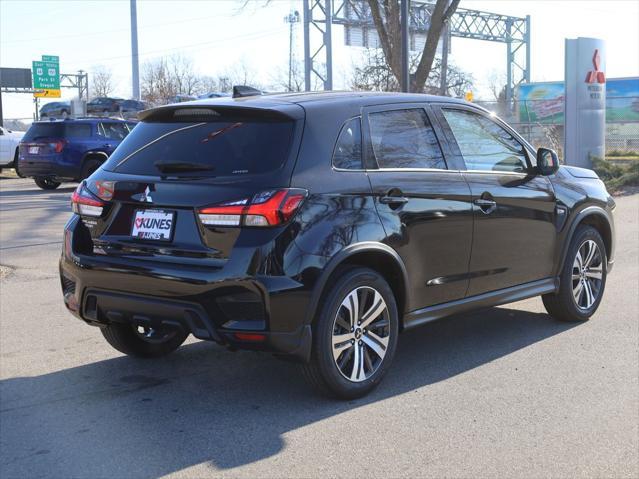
[59,92,615,398]
[87,97,124,116]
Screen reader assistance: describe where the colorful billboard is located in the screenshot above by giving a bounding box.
[517,77,639,123]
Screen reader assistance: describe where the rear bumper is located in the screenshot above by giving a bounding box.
[17,157,79,181]
[59,215,313,361]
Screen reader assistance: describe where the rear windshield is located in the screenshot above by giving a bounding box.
[23,123,92,140]
[103,120,294,177]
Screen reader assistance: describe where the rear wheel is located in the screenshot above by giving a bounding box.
[34,178,61,190]
[301,267,399,399]
[543,225,607,322]
[13,150,25,178]
[101,323,189,358]
[81,158,102,179]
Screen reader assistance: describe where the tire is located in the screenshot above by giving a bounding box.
[543,225,607,322]
[101,322,189,358]
[81,158,102,179]
[34,178,61,190]
[14,150,25,178]
[301,267,399,399]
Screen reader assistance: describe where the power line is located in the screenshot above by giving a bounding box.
[64,27,286,67]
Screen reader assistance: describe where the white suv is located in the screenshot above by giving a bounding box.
[0,126,23,172]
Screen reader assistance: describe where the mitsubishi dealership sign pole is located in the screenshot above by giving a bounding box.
[564,37,606,169]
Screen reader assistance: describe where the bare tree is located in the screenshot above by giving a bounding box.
[270,61,307,92]
[90,66,115,99]
[366,0,461,91]
[350,48,473,97]
[140,54,203,105]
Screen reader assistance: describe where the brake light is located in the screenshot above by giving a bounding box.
[71,182,105,217]
[233,332,266,342]
[198,189,307,227]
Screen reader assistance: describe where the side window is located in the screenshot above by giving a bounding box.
[64,124,92,138]
[100,122,130,140]
[368,108,446,169]
[333,117,362,169]
[442,109,528,172]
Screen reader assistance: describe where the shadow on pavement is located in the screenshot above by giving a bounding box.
[0,306,578,477]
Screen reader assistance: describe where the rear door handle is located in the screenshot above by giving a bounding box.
[380,196,408,205]
[473,198,497,214]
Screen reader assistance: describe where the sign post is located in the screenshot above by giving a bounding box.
[32,55,60,98]
[564,37,606,168]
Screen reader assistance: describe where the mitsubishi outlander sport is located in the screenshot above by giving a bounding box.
[59,92,615,398]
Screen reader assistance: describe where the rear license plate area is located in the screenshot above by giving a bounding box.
[28,146,39,154]
[131,209,175,241]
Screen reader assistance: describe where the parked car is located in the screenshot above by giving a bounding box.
[0,126,23,172]
[87,97,124,116]
[119,99,148,120]
[59,92,615,399]
[18,118,134,189]
[40,101,71,119]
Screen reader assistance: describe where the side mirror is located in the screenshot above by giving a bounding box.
[536,148,559,176]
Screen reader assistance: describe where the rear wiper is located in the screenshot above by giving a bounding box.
[154,160,215,174]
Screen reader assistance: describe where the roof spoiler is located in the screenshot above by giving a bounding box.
[232,85,262,98]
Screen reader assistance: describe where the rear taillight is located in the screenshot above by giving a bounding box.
[198,189,307,228]
[72,182,105,217]
[50,139,67,153]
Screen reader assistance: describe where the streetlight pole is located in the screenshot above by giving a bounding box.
[130,0,140,100]
[284,11,300,92]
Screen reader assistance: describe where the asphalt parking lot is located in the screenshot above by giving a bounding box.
[1,175,637,478]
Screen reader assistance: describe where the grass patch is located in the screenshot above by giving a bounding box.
[592,158,639,192]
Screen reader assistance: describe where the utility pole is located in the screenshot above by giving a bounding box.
[401,0,410,92]
[130,0,140,100]
[284,11,300,92]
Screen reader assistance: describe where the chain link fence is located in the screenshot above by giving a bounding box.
[475,96,639,160]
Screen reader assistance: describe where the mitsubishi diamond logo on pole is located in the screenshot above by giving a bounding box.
[585,49,606,84]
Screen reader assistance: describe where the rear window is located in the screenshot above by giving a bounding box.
[23,123,92,140]
[103,120,294,177]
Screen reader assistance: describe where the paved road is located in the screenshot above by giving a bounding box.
[1,176,637,479]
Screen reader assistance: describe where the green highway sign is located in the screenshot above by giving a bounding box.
[33,55,60,97]
[32,61,59,89]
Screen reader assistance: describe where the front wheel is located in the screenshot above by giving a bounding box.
[301,267,399,399]
[101,323,189,358]
[543,225,607,322]
[34,178,61,190]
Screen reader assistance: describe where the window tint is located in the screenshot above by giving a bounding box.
[369,108,445,169]
[64,124,92,138]
[103,120,294,177]
[442,109,528,172]
[23,123,91,140]
[333,117,362,169]
[99,122,130,140]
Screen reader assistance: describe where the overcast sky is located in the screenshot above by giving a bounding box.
[1,0,638,120]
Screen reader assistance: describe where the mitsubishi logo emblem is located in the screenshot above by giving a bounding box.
[133,186,154,203]
[142,186,153,203]
[585,49,606,84]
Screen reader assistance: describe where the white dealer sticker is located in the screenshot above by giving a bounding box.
[131,210,174,241]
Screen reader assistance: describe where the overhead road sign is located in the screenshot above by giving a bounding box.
[33,55,60,98]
